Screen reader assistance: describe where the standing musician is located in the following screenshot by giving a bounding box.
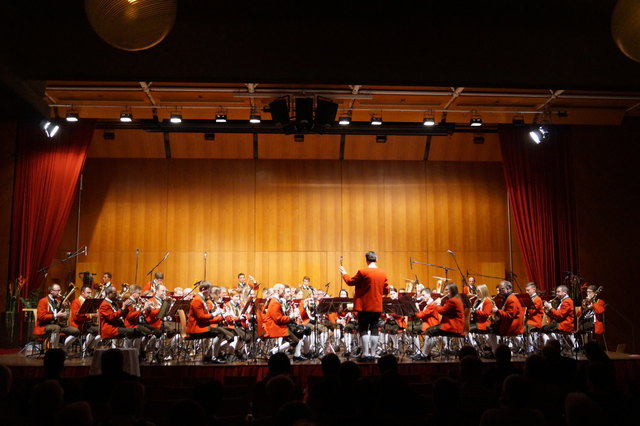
[35,283,80,349]
[69,285,100,352]
[490,280,524,350]
[578,285,605,337]
[186,281,228,364]
[415,283,465,360]
[542,285,576,342]
[339,251,390,362]
[96,272,113,298]
[262,283,304,359]
[143,271,164,294]
[98,286,138,345]
[464,275,478,295]
[236,273,257,290]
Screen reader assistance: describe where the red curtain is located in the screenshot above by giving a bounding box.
[499,126,578,292]
[9,121,94,295]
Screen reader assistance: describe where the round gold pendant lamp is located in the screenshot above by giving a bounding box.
[611,0,640,63]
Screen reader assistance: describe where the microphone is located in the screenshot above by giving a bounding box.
[136,248,140,256]
[84,246,88,256]
[447,250,455,256]
[410,256,413,270]
[163,252,170,260]
[204,251,208,259]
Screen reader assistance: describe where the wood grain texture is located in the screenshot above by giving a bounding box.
[169,133,254,159]
[88,129,166,158]
[72,158,528,292]
[258,134,341,159]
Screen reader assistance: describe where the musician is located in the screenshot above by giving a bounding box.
[69,285,100,351]
[417,283,465,360]
[143,271,164,294]
[578,285,605,336]
[236,273,257,290]
[464,275,477,295]
[382,287,405,353]
[340,251,390,361]
[408,288,438,358]
[263,283,305,360]
[96,272,113,298]
[335,289,358,356]
[224,289,251,360]
[186,281,228,364]
[209,286,236,343]
[491,280,524,337]
[98,286,138,345]
[524,282,544,331]
[470,284,493,333]
[35,284,80,349]
[542,285,576,339]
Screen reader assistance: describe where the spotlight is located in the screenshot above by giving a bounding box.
[469,115,483,127]
[294,134,304,142]
[529,126,548,144]
[215,114,227,123]
[423,115,436,126]
[65,111,79,122]
[375,135,387,143]
[120,110,133,122]
[338,116,351,126]
[371,116,382,126]
[42,120,60,138]
[169,112,182,123]
[249,113,261,124]
[204,132,216,141]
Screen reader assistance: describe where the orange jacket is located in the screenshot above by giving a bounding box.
[69,297,90,330]
[98,299,128,338]
[526,295,544,329]
[496,293,524,336]
[474,298,493,331]
[549,297,575,332]
[262,298,291,338]
[415,302,440,330]
[187,295,219,334]
[124,308,142,328]
[593,299,605,335]
[342,267,389,313]
[34,296,57,335]
[437,297,465,334]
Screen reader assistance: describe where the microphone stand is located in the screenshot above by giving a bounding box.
[37,247,86,286]
[203,251,207,281]
[134,249,140,285]
[447,251,470,292]
[410,259,456,286]
[145,252,170,293]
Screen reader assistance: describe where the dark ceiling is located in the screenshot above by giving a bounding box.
[1,0,639,119]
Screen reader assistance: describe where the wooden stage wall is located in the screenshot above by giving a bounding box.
[67,159,526,295]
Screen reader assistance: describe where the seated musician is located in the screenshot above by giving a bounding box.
[335,289,358,356]
[224,289,251,360]
[490,280,524,350]
[464,275,478,295]
[96,272,113,298]
[382,286,406,353]
[262,283,305,360]
[186,281,228,364]
[417,283,465,360]
[142,271,164,294]
[578,285,605,338]
[69,285,100,352]
[98,286,139,346]
[542,285,575,338]
[470,284,493,334]
[410,288,439,359]
[35,283,80,350]
[524,282,544,332]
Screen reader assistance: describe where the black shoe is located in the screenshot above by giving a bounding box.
[202,355,212,363]
[210,358,226,364]
[410,354,426,361]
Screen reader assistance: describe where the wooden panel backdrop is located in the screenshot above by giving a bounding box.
[69,158,525,296]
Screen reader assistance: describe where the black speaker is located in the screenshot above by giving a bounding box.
[316,98,338,127]
[295,97,314,131]
[269,98,290,124]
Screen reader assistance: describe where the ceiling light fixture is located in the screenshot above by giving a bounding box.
[169,111,182,123]
[423,114,436,126]
[249,113,261,124]
[42,120,60,138]
[529,125,549,144]
[65,110,79,122]
[215,114,227,123]
[371,116,382,126]
[120,110,133,122]
[338,115,351,126]
[469,113,483,127]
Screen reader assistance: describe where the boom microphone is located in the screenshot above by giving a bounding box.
[84,246,88,256]
[447,250,455,256]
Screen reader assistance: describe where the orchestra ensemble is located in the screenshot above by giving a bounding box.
[32,256,606,364]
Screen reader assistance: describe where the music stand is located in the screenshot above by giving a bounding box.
[244,297,265,363]
[78,298,104,316]
[316,297,354,314]
[167,299,191,317]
